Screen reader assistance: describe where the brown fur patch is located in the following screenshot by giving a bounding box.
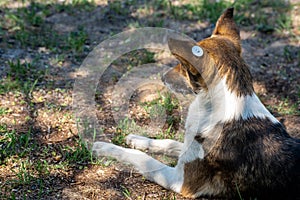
[201,8,253,96]
[166,8,254,96]
[181,158,228,198]
[198,37,254,96]
[174,54,209,93]
[212,7,241,54]
[162,62,197,94]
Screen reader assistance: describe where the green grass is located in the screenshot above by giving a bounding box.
[0,0,294,59]
[0,125,103,197]
[0,1,91,54]
[109,1,131,15]
[118,0,293,35]
[275,13,293,33]
[1,126,35,164]
[0,107,9,115]
[0,106,102,197]
[170,0,231,21]
[267,98,300,116]
[0,60,43,97]
[166,0,293,34]
[0,78,20,95]
[235,182,244,200]
[6,158,60,198]
[66,27,88,53]
[61,0,96,12]
[8,60,42,84]
[12,159,35,185]
[121,185,132,199]
[112,118,141,145]
[283,46,293,62]
[112,92,182,145]
[63,138,96,166]
[234,0,293,33]
[141,92,180,136]
[142,92,178,115]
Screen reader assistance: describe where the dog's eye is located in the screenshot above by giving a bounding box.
[192,46,203,57]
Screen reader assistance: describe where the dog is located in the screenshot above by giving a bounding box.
[93,8,300,199]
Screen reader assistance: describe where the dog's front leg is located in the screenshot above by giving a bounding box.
[125,134,183,157]
[93,142,184,193]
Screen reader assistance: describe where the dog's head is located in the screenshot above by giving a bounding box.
[163,8,253,97]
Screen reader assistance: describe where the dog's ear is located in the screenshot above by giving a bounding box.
[212,8,240,40]
[212,8,241,53]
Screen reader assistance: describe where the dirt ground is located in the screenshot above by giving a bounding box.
[0,1,299,199]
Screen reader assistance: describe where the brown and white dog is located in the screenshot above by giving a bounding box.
[93,8,300,199]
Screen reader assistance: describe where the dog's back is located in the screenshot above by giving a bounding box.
[181,118,300,199]
[179,103,300,199]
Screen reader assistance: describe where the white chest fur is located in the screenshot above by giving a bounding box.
[186,79,278,134]
[180,79,278,162]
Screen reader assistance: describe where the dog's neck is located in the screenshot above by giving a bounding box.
[186,78,278,134]
[210,79,277,122]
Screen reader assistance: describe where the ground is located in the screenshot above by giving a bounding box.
[0,0,299,199]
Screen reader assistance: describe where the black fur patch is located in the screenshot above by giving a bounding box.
[184,117,300,199]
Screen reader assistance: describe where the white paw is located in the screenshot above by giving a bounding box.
[125,134,151,150]
[92,142,120,157]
